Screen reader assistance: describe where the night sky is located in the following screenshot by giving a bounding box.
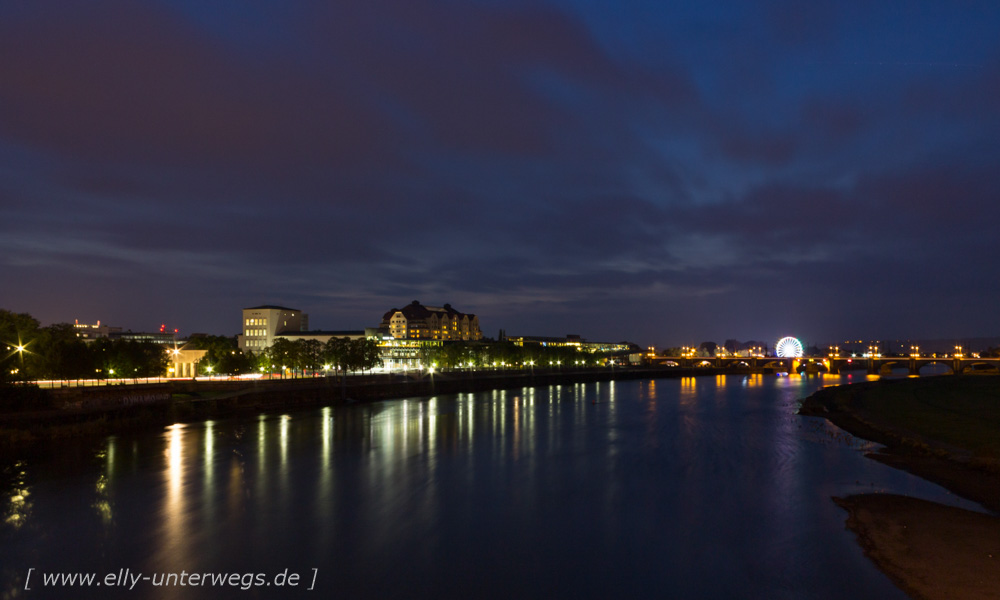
[2,1,999,347]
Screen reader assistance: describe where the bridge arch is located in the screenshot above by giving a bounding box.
[796,361,828,374]
[761,360,789,372]
[878,361,910,376]
[721,360,751,369]
[917,361,954,375]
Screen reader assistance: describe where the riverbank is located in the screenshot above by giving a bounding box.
[800,375,1000,511]
[801,375,1000,600]
[0,365,730,452]
[833,494,1000,600]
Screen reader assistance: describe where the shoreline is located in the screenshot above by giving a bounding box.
[801,376,1000,600]
[832,494,1000,600]
[1,365,738,453]
[799,377,1000,513]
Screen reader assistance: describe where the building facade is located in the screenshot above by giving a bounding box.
[166,345,208,378]
[239,305,308,352]
[275,330,368,346]
[73,320,122,342]
[380,301,482,341]
[506,334,633,354]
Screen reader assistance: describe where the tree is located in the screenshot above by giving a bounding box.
[359,338,383,373]
[35,323,95,380]
[0,309,41,382]
[322,337,351,375]
[91,338,168,381]
[186,335,250,375]
[298,339,323,376]
[250,350,272,376]
[268,338,297,377]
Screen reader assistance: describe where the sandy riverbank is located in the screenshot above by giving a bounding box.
[801,376,1000,599]
[834,494,1000,600]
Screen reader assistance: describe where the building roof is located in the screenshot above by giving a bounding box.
[382,300,476,321]
[244,305,300,311]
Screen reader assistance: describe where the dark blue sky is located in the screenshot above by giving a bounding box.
[2,0,999,347]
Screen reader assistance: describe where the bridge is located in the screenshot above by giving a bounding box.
[650,354,1000,375]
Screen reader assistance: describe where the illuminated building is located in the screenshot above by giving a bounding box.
[109,330,178,345]
[506,334,632,353]
[380,301,481,341]
[73,319,122,342]
[377,337,444,371]
[74,319,179,345]
[275,330,368,345]
[165,345,207,378]
[239,305,309,352]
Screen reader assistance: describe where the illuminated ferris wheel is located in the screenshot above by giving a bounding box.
[775,336,804,358]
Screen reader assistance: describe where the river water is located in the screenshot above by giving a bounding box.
[0,373,976,599]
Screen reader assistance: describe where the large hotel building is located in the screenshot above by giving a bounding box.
[380,301,482,341]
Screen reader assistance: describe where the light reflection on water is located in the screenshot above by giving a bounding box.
[0,375,981,599]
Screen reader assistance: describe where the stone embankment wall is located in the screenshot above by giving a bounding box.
[9,366,740,431]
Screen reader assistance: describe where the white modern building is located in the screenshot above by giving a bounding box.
[238,305,308,352]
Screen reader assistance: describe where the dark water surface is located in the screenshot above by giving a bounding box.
[1,374,975,599]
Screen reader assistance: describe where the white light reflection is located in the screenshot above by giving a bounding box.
[162,423,189,567]
[257,414,267,475]
[280,414,290,469]
[167,424,184,498]
[257,414,267,500]
[428,397,437,460]
[204,421,214,487]
[94,438,115,525]
[321,406,332,470]
[204,421,215,522]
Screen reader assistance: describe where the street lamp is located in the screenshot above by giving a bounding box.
[15,345,24,382]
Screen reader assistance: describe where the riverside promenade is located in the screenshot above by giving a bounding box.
[3,365,743,445]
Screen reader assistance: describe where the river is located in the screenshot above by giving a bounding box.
[0,373,975,599]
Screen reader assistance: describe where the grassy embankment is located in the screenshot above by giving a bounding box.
[801,375,1000,600]
[801,375,1000,480]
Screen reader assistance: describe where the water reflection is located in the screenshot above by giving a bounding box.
[93,439,113,526]
[161,424,188,575]
[2,375,982,600]
[3,461,30,530]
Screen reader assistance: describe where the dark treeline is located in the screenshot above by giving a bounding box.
[186,335,383,377]
[3,308,630,386]
[1,310,167,384]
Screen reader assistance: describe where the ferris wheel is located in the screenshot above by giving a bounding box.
[775,336,804,358]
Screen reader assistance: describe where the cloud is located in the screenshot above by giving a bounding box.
[3,0,1000,343]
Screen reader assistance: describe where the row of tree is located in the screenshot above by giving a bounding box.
[4,307,631,384]
[2,310,168,383]
[256,337,382,377]
[186,335,383,377]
